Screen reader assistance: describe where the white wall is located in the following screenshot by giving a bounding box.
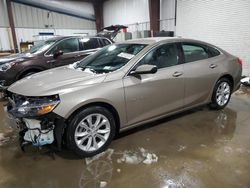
[103,0,150,32]
[160,0,176,32]
[176,0,250,76]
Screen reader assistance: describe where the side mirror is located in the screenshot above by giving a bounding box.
[130,64,157,75]
[53,50,63,59]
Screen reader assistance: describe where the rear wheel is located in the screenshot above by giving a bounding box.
[209,78,232,110]
[66,106,116,157]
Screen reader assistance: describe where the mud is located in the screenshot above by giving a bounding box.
[0,87,250,188]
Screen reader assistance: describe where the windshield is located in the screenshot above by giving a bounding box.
[27,40,56,54]
[76,43,147,74]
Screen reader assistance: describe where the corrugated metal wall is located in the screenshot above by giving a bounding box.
[103,0,150,32]
[176,0,250,76]
[0,0,96,51]
[103,0,175,33]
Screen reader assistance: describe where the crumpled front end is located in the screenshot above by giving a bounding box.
[5,91,66,150]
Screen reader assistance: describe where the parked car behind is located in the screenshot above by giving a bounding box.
[0,36,112,91]
[5,37,242,157]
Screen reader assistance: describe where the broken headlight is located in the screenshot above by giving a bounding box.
[8,94,60,118]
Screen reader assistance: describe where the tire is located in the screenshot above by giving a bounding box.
[209,78,232,110]
[66,106,116,158]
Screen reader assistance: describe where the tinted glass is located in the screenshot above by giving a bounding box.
[80,38,100,50]
[182,44,208,63]
[28,40,56,54]
[137,44,178,69]
[76,44,147,74]
[207,46,220,57]
[50,38,79,54]
[102,39,111,46]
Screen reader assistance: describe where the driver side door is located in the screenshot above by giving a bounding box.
[123,43,185,126]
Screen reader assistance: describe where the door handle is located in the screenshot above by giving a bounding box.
[209,64,217,69]
[172,71,183,77]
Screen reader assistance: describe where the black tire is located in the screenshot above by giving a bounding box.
[209,77,232,110]
[66,106,116,158]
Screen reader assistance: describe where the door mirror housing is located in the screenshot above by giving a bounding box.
[53,50,64,59]
[130,64,157,75]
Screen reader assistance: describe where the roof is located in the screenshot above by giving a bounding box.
[123,37,183,44]
[46,35,107,41]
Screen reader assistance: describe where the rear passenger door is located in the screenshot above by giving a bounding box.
[181,42,221,107]
[77,37,102,61]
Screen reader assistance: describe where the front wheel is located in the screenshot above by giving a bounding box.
[209,78,232,110]
[66,106,116,157]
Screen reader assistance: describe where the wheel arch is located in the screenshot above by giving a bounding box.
[66,102,121,136]
[17,66,45,80]
[217,74,234,91]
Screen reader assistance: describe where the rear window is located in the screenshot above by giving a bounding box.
[99,38,111,47]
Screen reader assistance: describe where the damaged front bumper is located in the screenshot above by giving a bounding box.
[4,92,66,150]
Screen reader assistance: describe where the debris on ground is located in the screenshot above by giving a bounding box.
[117,147,158,165]
[178,145,187,151]
[241,77,250,87]
[117,169,121,173]
[100,181,107,187]
[85,149,114,165]
[0,133,10,146]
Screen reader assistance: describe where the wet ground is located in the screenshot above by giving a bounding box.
[0,87,250,188]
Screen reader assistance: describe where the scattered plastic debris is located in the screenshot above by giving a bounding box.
[85,149,114,165]
[100,181,107,187]
[241,77,250,87]
[143,153,158,165]
[119,152,142,164]
[117,148,158,165]
[178,145,187,151]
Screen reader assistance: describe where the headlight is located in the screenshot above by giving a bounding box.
[8,94,60,118]
[0,62,15,72]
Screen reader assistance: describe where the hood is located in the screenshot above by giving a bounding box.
[0,53,36,64]
[8,65,107,96]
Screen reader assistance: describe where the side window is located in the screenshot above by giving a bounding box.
[80,38,100,50]
[98,38,111,47]
[49,38,79,54]
[136,44,179,69]
[102,39,111,46]
[207,46,220,57]
[182,44,208,63]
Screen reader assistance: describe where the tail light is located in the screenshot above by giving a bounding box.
[237,58,243,66]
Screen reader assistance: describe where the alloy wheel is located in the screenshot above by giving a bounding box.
[74,113,111,152]
[216,82,231,106]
